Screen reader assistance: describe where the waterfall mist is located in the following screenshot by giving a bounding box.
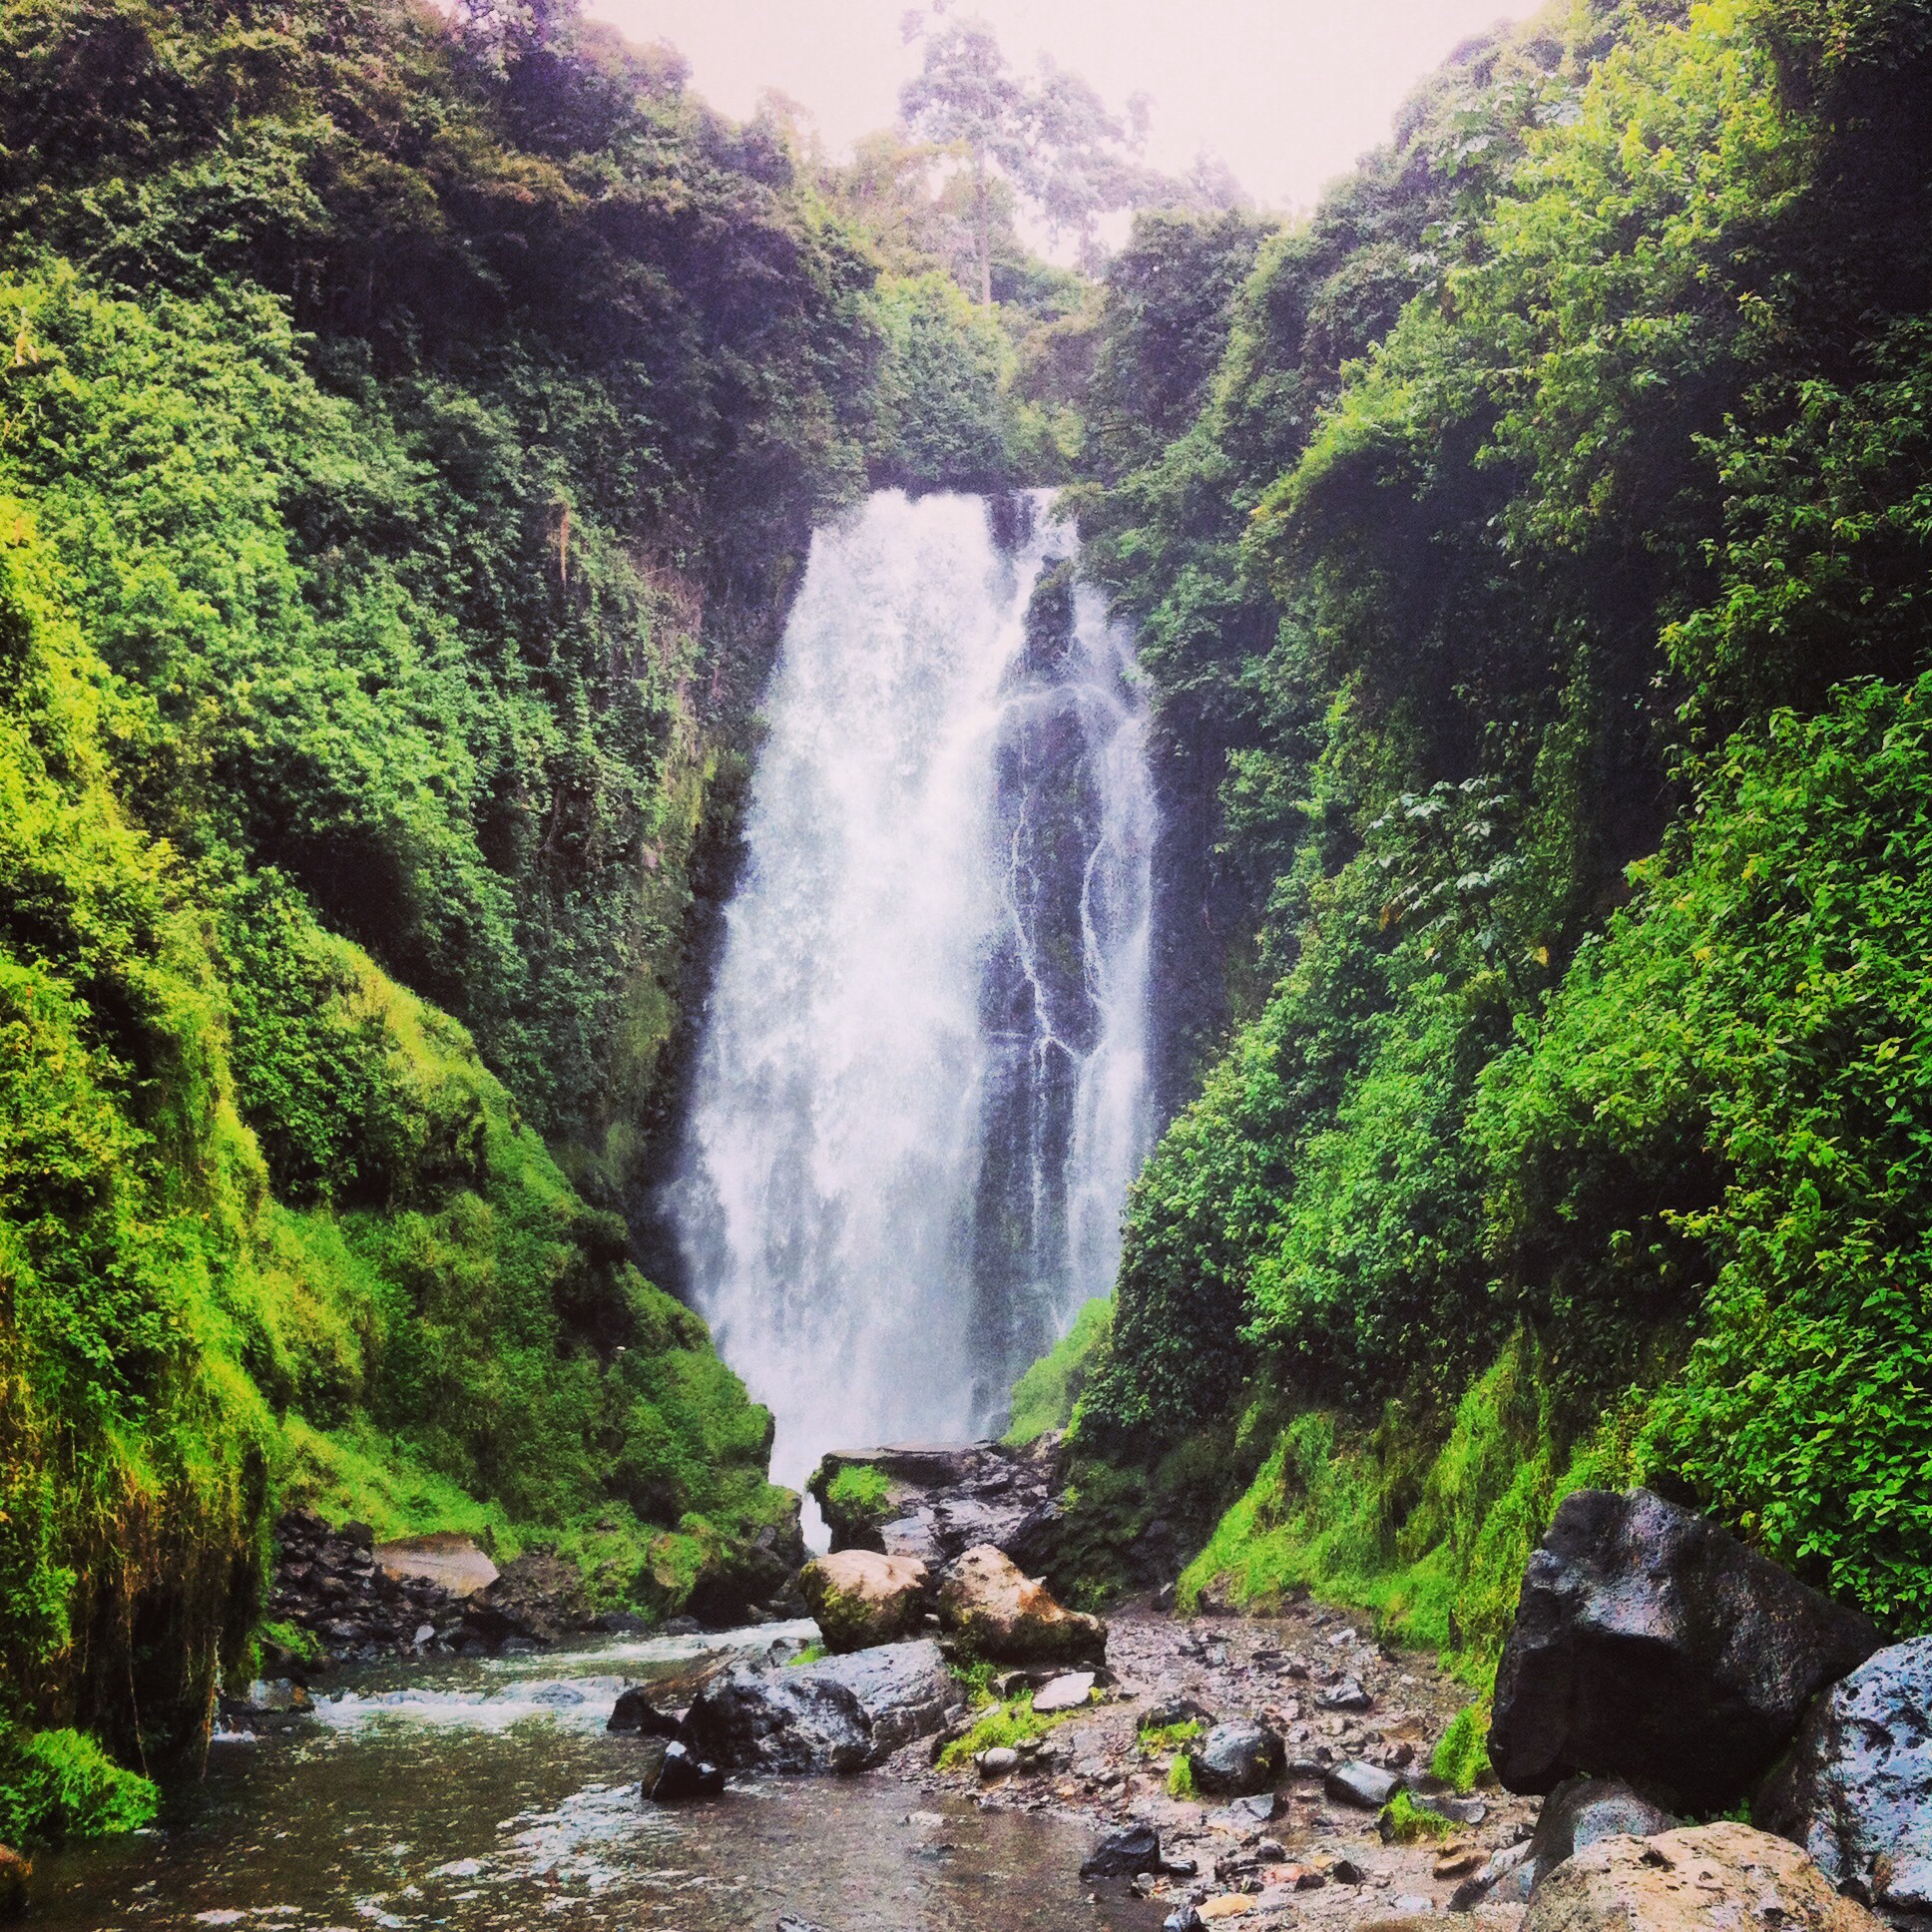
[666,489,1154,1487]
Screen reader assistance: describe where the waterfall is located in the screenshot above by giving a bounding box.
[666,488,1153,1488]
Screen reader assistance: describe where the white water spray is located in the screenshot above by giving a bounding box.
[667,490,1153,1487]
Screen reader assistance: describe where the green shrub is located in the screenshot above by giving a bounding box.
[0,1728,158,1845]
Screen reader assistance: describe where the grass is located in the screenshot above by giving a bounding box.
[934,1691,1092,1769]
[824,1464,891,1516]
[787,1643,828,1668]
[1137,1718,1203,1753]
[1430,1701,1493,1790]
[1166,1753,1199,1799]
[1176,1331,1630,1684]
[0,1727,159,1846]
[1380,1789,1455,1843]
[1005,1297,1112,1445]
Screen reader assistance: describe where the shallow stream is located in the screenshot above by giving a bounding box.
[35,1629,1161,1932]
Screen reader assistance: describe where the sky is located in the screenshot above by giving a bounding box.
[584,0,1538,217]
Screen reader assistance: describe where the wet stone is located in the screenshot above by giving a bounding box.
[1192,1720,1285,1797]
[1324,1758,1401,1809]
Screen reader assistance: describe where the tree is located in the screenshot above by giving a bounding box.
[899,17,1029,303]
[898,14,1214,300]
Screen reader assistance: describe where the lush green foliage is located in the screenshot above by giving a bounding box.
[1057,0,1932,1661]
[0,0,977,1814]
[0,1725,158,1845]
[1002,1294,1110,1444]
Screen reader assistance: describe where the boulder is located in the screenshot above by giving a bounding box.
[936,1544,1106,1666]
[1450,1838,1534,1913]
[1522,1820,1888,1932]
[0,1845,27,1921]
[1755,1635,1932,1924]
[1190,1720,1285,1797]
[680,1639,955,1774]
[1324,1759,1401,1809]
[373,1533,497,1598]
[1318,1675,1372,1712]
[608,1687,682,1736]
[637,1736,724,1801]
[797,1550,930,1655]
[1490,1489,1881,1811]
[1528,1776,1679,1890]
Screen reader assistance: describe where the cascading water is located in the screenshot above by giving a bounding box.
[666,488,1153,1487]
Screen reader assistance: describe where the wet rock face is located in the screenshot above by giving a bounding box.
[1521,1820,1888,1932]
[1528,1775,1680,1890]
[268,1510,464,1666]
[798,1550,930,1654]
[936,1543,1107,1667]
[1490,1488,1882,1811]
[1755,1636,1932,1926]
[1190,1720,1285,1797]
[679,1639,957,1774]
[808,1439,1065,1574]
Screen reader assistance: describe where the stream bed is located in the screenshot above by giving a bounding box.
[33,1628,1162,1932]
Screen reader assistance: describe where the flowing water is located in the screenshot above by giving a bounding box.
[35,1632,1162,1932]
[668,490,1154,1483]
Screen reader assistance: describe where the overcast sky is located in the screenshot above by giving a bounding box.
[584,0,1536,216]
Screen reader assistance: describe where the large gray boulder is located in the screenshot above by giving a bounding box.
[1490,1489,1881,1811]
[679,1639,956,1774]
[1755,1636,1932,1926]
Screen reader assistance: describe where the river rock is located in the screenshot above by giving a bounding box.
[1318,1675,1372,1712]
[1755,1635,1932,1924]
[1528,1775,1679,1889]
[1522,1820,1888,1932]
[637,1736,725,1801]
[1081,1823,1163,1878]
[267,1508,464,1667]
[1490,1489,1881,1811]
[1031,1671,1096,1714]
[798,1549,930,1654]
[1324,1758,1401,1809]
[1190,1719,1285,1797]
[608,1687,682,1736]
[680,1638,955,1774]
[936,1544,1106,1666]
[0,1845,27,1921]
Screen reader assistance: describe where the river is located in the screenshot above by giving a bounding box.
[35,1629,1164,1932]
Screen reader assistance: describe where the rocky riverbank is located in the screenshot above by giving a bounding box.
[239,1453,1929,1932]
